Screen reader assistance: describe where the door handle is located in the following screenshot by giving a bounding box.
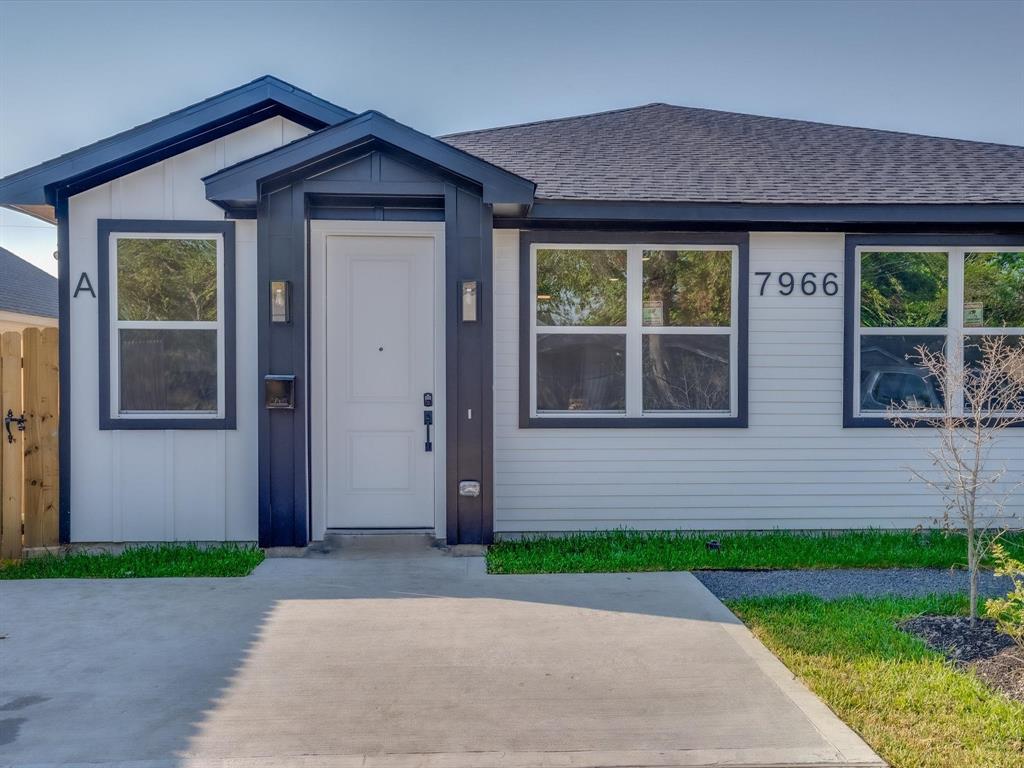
[423,410,433,452]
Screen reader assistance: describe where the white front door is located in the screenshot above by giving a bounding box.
[323,234,436,529]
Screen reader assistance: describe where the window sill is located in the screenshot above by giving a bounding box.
[521,415,747,429]
[844,415,1024,429]
[99,415,236,431]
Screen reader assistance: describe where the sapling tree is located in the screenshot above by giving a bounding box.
[888,336,1024,621]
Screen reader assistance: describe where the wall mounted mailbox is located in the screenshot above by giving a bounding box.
[461,280,478,322]
[264,375,295,409]
[270,280,291,323]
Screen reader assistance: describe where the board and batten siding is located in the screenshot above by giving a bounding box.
[68,117,311,542]
[492,229,1024,532]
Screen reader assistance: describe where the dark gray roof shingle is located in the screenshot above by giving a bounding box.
[0,247,58,318]
[441,103,1024,204]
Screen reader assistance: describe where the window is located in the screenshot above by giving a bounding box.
[846,237,1024,425]
[98,220,235,429]
[525,236,747,427]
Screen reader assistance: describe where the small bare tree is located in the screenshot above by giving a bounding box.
[889,336,1024,621]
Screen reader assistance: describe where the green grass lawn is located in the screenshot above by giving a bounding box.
[730,594,1024,768]
[486,529,1024,574]
[0,543,264,579]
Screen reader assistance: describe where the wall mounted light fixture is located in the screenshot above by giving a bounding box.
[270,280,291,323]
[461,280,478,322]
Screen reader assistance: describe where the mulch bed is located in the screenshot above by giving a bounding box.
[901,615,1024,703]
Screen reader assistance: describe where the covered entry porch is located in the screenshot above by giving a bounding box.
[202,111,535,547]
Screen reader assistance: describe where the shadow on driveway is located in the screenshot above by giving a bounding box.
[0,546,882,767]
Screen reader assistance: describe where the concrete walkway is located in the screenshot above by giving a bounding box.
[0,539,883,768]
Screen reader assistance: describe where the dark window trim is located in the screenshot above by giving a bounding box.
[97,219,236,430]
[843,233,1024,428]
[519,230,749,429]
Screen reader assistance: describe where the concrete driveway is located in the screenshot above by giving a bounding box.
[1,539,882,768]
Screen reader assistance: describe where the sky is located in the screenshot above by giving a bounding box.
[1,0,1022,276]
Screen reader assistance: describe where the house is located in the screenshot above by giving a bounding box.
[0,246,58,332]
[0,75,1021,548]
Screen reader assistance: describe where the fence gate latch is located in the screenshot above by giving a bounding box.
[4,409,25,444]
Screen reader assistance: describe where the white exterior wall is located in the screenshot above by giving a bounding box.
[493,229,1024,532]
[68,117,310,542]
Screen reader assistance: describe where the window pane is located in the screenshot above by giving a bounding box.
[117,238,218,321]
[536,334,625,412]
[643,334,730,412]
[859,335,945,412]
[119,329,217,412]
[535,249,626,326]
[642,250,732,327]
[860,251,948,328]
[963,251,1024,328]
[964,335,1024,411]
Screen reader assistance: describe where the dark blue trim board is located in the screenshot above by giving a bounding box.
[495,201,1024,230]
[518,230,749,429]
[843,233,1024,428]
[57,194,70,544]
[96,220,237,430]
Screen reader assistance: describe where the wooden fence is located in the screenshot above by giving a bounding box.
[0,328,59,559]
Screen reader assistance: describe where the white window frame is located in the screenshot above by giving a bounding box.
[108,231,226,421]
[853,244,1024,419]
[529,243,739,419]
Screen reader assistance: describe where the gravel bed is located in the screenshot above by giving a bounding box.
[694,568,1013,600]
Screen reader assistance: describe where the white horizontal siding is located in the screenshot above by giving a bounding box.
[68,117,310,542]
[492,229,1024,533]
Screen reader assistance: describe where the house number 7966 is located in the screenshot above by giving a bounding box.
[754,271,839,297]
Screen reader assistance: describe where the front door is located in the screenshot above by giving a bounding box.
[324,234,436,528]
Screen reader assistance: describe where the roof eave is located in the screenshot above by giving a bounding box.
[0,76,355,208]
[515,199,1024,224]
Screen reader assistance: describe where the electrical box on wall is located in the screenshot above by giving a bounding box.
[265,375,295,409]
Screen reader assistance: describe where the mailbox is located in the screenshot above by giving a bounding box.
[265,375,295,409]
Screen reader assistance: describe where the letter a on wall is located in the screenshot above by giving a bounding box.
[74,272,95,299]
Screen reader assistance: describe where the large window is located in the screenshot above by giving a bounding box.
[525,236,747,427]
[98,220,235,429]
[847,237,1024,425]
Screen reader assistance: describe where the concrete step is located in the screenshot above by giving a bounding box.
[318,532,441,558]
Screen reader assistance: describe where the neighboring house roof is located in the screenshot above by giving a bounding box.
[203,110,536,215]
[0,75,355,217]
[441,103,1024,205]
[0,247,58,318]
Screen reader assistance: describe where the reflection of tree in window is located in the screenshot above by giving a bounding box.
[964,252,1024,328]
[643,335,729,411]
[535,249,626,326]
[120,329,217,412]
[536,334,625,412]
[642,250,731,327]
[860,251,948,328]
[115,237,219,413]
[118,239,217,321]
